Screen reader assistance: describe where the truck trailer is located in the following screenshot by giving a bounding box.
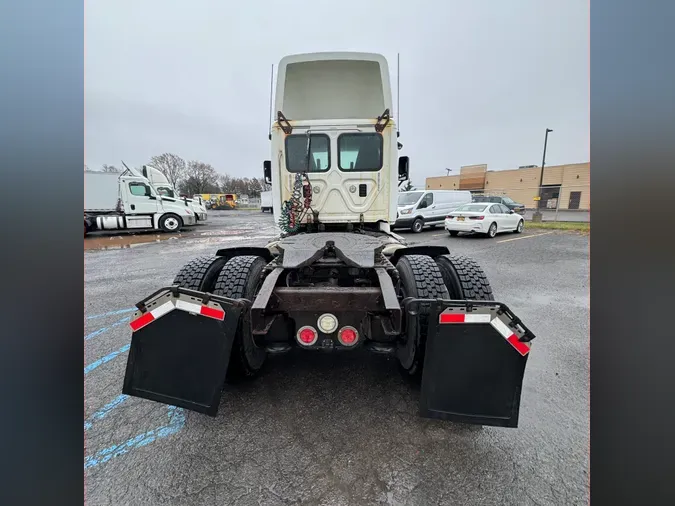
[122,52,535,427]
[84,169,196,236]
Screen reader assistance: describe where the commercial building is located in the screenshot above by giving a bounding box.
[425,162,590,210]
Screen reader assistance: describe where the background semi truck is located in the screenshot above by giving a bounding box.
[260,190,273,212]
[141,165,208,222]
[122,52,535,428]
[84,169,196,236]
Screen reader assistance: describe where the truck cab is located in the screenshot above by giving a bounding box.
[141,165,208,222]
[263,52,409,233]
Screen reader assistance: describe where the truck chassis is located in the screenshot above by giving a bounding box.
[123,231,535,427]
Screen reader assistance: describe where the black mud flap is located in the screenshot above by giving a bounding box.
[411,299,535,428]
[122,286,248,416]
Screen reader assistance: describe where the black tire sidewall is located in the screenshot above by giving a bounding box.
[395,255,449,376]
[214,256,268,379]
[412,218,423,233]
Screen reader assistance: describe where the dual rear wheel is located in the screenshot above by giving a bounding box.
[394,253,494,378]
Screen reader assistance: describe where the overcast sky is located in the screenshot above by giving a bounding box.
[85,0,589,186]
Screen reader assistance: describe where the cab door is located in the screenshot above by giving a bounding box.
[416,192,435,221]
[123,179,159,215]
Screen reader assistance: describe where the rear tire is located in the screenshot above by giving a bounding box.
[213,255,268,381]
[486,222,497,238]
[172,255,230,291]
[395,255,449,377]
[434,255,494,301]
[411,218,424,233]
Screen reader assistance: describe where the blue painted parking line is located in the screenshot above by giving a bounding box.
[85,315,131,341]
[86,307,136,320]
[84,394,129,430]
[84,405,185,469]
[84,344,130,374]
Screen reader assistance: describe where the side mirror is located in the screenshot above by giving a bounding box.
[263,160,272,184]
[509,210,514,214]
[398,156,409,181]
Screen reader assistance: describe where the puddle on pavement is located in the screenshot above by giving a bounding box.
[84,233,182,251]
[85,227,279,251]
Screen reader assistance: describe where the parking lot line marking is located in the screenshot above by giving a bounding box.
[84,406,185,470]
[497,231,555,243]
[432,232,446,237]
[84,394,129,430]
[85,316,132,341]
[86,308,135,320]
[84,344,130,375]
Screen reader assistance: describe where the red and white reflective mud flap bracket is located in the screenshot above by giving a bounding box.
[122,286,248,416]
[129,296,226,332]
[439,308,531,356]
[415,300,536,428]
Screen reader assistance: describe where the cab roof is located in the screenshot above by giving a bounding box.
[274,52,393,121]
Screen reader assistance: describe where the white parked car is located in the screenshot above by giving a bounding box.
[445,202,524,238]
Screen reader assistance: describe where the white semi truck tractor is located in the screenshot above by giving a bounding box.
[140,165,208,222]
[84,168,196,236]
[123,52,536,427]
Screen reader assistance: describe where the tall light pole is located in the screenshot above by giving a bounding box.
[533,128,553,220]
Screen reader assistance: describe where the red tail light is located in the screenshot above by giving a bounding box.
[469,216,485,220]
[446,215,455,219]
[297,326,318,346]
[338,326,359,346]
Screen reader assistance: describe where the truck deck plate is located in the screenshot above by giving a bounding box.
[278,232,385,268]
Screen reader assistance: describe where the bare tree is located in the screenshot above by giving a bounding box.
[101,164,121,173]
[149,153,187,189]
[179,161,220,195]
[260,177,271,192]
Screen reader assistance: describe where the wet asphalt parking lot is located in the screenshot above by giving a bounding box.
[84,210,589,505]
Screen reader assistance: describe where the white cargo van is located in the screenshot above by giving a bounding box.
[84,169,197,236]
[394,190,472,233]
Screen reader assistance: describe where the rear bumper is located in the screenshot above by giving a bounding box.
[444,220,487,233]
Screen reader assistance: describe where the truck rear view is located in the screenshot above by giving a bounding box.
[122,52,536,428]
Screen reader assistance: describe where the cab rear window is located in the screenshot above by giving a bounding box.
[338,133,383,171]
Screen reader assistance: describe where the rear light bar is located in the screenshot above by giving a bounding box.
[469,216,485,220]
[446,215,455,219]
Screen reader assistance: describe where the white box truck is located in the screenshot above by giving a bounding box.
[84,169,197,236]
[260,190,273,213]
[140,165,208,222]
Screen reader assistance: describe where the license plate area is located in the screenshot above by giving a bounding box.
[457,216,465,221]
